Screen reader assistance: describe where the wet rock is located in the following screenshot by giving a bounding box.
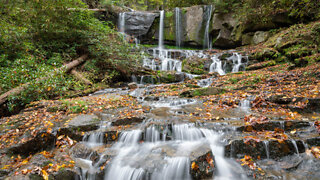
[225,139,306,160]
[0,169,10,179]
[280,158,303,171]
[180,87,226,98]
[103,131,120,144]
[306,137,320,147]
[128,82,138,90]
[8,132,55,155]
[111,116,145,126]
[189,145,215,179]
[71,143,99,162]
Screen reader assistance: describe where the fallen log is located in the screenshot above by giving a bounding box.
[71,69,92,85]
[0,54,89,106]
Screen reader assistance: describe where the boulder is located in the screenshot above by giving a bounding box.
[123,11,159,37]
[211,12,238,48]
[189,145,216,179]
[253,31,270,44]
[158,71,185,83]
[70,143,99,162]
[182,56,209,75]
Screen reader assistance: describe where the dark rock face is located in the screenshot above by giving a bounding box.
[112,116,145,126]
[123,12,159,37]
[189,146,215,179]
[225,139,306,160]
[8,132,56,156]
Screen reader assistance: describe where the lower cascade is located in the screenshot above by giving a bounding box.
[78,121,247,180]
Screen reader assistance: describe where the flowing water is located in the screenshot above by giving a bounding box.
[158,10,165,49]
[118,12,126,33]
[203,5,213,49]
[175,8,182,48]
[74,9,320,180]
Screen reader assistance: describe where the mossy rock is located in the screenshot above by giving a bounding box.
[250,48,278,62]
[180,87,226,97]
[182,56,208,75]
[158,71,184,83]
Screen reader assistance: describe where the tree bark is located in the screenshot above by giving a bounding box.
[0,54,88,106]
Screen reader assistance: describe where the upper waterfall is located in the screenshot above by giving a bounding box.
[175,8,182,48]
[159,10,165,49]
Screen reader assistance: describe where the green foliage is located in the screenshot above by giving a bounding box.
[0,0,141,112]
[61,100,89,113]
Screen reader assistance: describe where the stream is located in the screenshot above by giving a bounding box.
[73,8,320,180]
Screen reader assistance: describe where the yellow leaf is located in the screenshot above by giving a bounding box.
[41,170,49,180]
[290,129,296,134]
[191,162,199,170]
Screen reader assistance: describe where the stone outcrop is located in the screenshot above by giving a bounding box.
[124,12,159,37]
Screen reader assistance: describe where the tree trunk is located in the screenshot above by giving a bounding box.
[0,54,88,106]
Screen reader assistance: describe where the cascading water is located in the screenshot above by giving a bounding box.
[209,55,226,75]
[102,123,243,180]
[158,10,165,49]
[263,140,270,159]
[118,12,126,33]
[203,5,213,49]
[175,7,182,48]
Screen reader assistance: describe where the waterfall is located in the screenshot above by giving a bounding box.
[118,12,126,33]
[203,5,213,49]
[159,10,165,49]
[175,8,182,48]
[209,55,226,75]
[263,141,270,159]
